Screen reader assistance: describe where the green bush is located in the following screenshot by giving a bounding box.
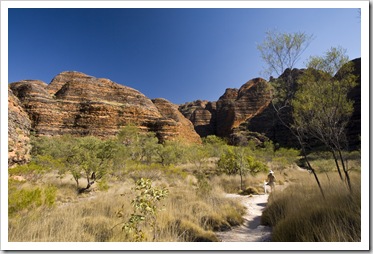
[9,184,57,216]
[118,178,169,242]
[9,162,47,176]
[97,179,110,192]
[202,135,228,158]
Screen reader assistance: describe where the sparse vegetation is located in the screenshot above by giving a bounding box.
[261,172,361,241]
[8,125,361,242]
[118,178,169,242]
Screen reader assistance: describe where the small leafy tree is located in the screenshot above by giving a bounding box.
[116,125,142,161]
[117,178,168,241]
[65,137,117,192]
[218,147,268,190]
[202,135,227,158]
[137,132,160,164]
[116,125,161,164]
[187,144,209,170]
[217,147,239,175]
[157,140,187,166]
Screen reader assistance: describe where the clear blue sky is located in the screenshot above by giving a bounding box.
[8,8,361,104]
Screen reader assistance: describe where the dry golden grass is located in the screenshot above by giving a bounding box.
[210,169,290,195]
[8,167,245,242]
[8,154,361,242]
[261,171,361,242]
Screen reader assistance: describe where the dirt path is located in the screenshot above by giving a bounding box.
[216,194,272,242]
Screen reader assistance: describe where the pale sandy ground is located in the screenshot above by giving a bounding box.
[216,193,272,242]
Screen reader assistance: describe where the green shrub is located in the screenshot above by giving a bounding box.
[118,178,169,242]
[9,162,47,176]
[97,179,110,192]
[44,185,58,206]
[8,184,57,216]
[9,188,42,216]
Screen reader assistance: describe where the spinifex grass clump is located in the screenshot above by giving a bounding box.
[261,172,360,241]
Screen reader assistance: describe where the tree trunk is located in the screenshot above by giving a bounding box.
[75,178,79,189]
[303,150,325,200]
[338,149,352,192]
[240,171,243,191]
[297,133,325,200]
[331,149,344,180]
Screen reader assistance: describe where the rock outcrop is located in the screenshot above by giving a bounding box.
[180,59,361,149]
[179,100,216,137]
[217,78,272,137]
[9,71,201,144]
[180,78,272,139]
[152,98,201,143]
[8,88,31,167]
[9,58,360,151]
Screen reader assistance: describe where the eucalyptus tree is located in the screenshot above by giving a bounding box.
[293,47,357,192]
[257,30,326,198]
[67,137,117,193]
[258,30,314,114]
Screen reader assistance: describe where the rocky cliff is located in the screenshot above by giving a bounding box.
[180,59,361,148]
[344,58,361,150]
[9,71,201,147]
[152,98,202,143]
[8,88,31,167]
[9,57,360,155]
[179,77,272,140]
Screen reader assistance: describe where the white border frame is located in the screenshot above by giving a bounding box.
[1,1,369,251]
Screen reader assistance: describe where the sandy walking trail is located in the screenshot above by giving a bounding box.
[216,194,272,242]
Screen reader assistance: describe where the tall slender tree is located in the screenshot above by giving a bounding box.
[258,30,325,198]
[293,47,357,192]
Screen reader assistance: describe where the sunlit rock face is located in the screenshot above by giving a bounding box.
[180,78,272,139]
[9,57,361,149]
[152,98,201,144]
[216,78,272,137]
[9,71,201,144]
[8,88,32,167]
[180,58,361,148]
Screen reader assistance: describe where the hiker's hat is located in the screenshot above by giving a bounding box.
[269,170,274,174]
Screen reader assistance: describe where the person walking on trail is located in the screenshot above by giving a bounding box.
[266,170,276,192]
